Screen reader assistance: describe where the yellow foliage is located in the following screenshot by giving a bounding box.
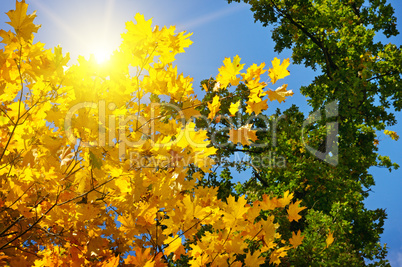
[0,2,303,266]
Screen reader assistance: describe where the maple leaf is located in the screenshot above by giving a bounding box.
[6,0,40,41]
[181,99,201,120]
[125,248,154,266]
[244,251,264,266]
[229,100,240,116]
[245,205,262,222]
[182,194,206,219]
[0,29,16,45]
[216,55,245,88]
[268,57,290,84]
[207,95,221,120]
[326,232,334,248]
[229,124,258,146]
[289,230,304,248]
[164,235,183,256]
[176,122,212,151]
[245,99,268,115]
[188,253,209,267]
[261,215,280,247]
[242,62,266,83]
[226,235,248,254]
[257,194,280,210]
[278,190,294,207]
[223,195,249,225]
[123,13,153,43]
[287,200,306,222]
[269,247,288,265]
[266,84,294,103]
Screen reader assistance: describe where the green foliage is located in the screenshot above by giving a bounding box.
[194,0,402,265]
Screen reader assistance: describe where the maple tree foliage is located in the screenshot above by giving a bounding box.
[0,1,310,266]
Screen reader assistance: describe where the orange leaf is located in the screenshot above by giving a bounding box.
[244,251,264,266]
[125,248,153,266]
[229,124,258,146]
[287,200,306,222]
[289,230,304,248]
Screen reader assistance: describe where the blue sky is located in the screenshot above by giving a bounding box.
[0,0,401,264]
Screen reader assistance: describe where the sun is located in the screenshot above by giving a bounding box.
[93,46,113,64]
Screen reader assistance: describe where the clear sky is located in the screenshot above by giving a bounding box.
[0,0,401,265]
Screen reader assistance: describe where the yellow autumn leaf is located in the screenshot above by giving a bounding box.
[289,230,304,248]
[216,55,245,88]
[125,248,154,266]
[229,100,241,116]
[244,251,265,267]
[6,0,40,41]
[164,235,183,256]
[266,84,294,103]
[181,99,201,120]
[123,13,153,42]
[257,194,280,210]
[287,200,306,222]
[269,247,288,265]
[176,122,211,150]
[268,57,290,84]
[326,232,334,248]
[278,190,294,207]
[207,95,221,120]
[223,195,249,225]
[229,124,258,146]
[245,99,268,115]
[242,62,267,83]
